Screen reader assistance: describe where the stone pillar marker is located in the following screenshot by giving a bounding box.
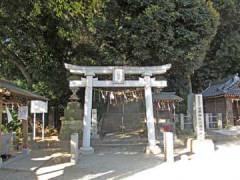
[195,94,205,140]
[144,74,161,154]
[190,94,214,156]
[180,113,184,130]
[164,132,174,163]
[80,74,94,154]
[71,133,79,164]
[91,109,98,138]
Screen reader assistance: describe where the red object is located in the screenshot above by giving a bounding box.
[162,124,173,132]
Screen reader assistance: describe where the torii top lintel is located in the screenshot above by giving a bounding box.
[64,63,172,76]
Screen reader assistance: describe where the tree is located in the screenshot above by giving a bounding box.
[91,0,219,94]
[0,0,99,104]
[193,0,240,91]
[0,0,219,105]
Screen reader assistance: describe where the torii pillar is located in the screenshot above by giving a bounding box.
[80,73,94,154]
[144,74,161,154]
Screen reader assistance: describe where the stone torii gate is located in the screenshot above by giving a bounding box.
[65,63,171,154]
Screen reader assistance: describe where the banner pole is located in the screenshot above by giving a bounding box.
[33,113,36,140]
[42,113,45,140]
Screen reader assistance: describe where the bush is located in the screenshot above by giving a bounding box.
[1,109,22,138]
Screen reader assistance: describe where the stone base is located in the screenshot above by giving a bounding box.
[71,157,79,164]
[190,139,215,155]
[59,120,82,140]
[79,147,94,155]
[91,134,100,139]
[186,138,194,152]
[145,145,161,155]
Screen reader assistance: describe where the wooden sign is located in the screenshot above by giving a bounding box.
[31,100,48,113]
[18,106,28,120]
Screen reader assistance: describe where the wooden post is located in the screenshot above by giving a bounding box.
[237,100,239,125]
[22,118,29,154]
[217,113,223,129]
[33,113,36,140]
[205,113,209,129]
[42,113,45,140]
[0,95,3,155]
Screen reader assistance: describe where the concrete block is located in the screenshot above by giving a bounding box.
[191,139,214,155]
[164,132,174,163]
[71,133,79,164]
[145,145,161,155]
[79,147,94,155]
[187,138,194,152]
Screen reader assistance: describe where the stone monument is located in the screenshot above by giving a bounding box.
[189,94,214,156]
[164,132,174,163]
[59,87,83,140]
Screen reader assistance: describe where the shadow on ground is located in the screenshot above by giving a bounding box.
[39,145,164,180]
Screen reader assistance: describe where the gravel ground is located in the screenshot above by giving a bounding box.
[0,169,37,180]
[1,133,240,180]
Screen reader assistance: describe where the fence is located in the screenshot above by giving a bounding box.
[179,113,223,130]
[179,114,193,130]
[205,113,223,129]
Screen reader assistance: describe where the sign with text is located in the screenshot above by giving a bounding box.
[18,106,28,120]
[194,94,205,140]
[31,101,48,113]
[113,69,124,84]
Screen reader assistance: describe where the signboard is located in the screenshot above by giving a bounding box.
[194,94,205,140]
[31,101,48,113]
[18,106,28,120]
[113,69,124,84]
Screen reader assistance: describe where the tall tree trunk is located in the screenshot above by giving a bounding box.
[188,74,193,94]
[6,58,33,87]
[1,47,33,88]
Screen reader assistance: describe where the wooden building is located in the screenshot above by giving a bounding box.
[100,91,183,133]
[202,74,240,126]
[0,79,47,155]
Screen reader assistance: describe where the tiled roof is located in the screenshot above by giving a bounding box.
[0,79,48,101]
[153,92,183,102]
[202,74,240,97]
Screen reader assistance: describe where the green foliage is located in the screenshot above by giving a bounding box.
[6,110,21,133]
[1,110,22,139]
[0,0,220,106]
[92,0,219,96]
[194,0,240,91]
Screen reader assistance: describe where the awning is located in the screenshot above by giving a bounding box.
[0,80,48,104]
